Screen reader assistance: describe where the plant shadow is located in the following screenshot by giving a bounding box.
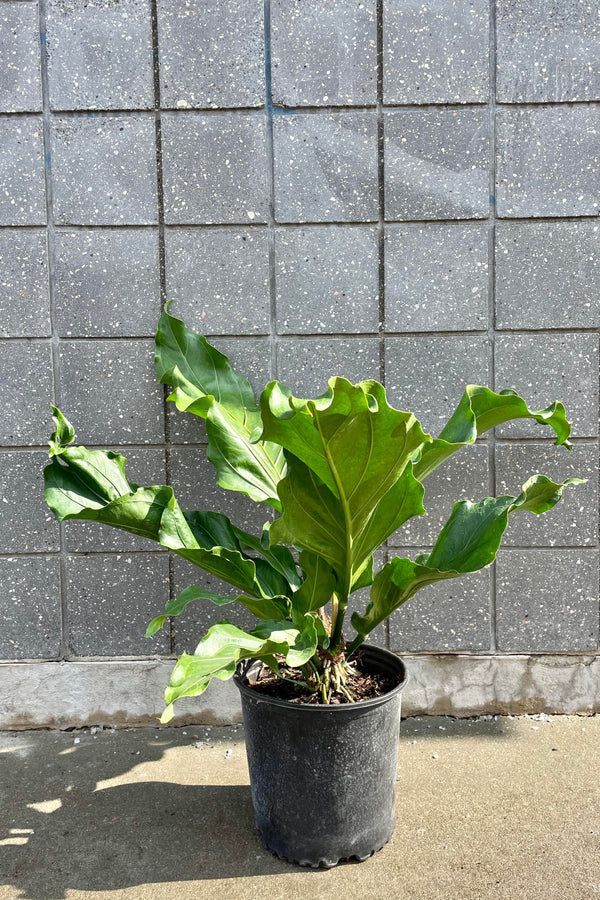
[0,729,298,900]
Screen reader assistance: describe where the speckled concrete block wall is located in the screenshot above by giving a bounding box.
[0,0,598,716]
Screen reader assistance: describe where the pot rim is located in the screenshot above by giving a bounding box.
[234,645,408,713]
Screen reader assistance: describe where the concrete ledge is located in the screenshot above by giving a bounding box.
[1,654,599,729]
[402,653,600,717]
[0,660,242,730]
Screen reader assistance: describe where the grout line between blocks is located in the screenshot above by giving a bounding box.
[38,0,69,662]
[2,327,600,344]
[149,0,175,655]
[264,0,278,381]
[488,0,498,654]
[376,0,390,650]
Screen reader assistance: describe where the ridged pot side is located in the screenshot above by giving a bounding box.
[234,645,408,868]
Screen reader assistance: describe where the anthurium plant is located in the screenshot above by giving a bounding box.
[44,306,582,720]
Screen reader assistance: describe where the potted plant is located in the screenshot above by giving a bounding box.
[44,305,582,867]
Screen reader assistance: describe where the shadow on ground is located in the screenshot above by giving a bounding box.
[0,718,511,899]
[0,727,316,899]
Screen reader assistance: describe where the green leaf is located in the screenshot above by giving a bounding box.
[351,554,374,592]
[264,378,430,602]
[44,413,294,600]
[48,405,75,453]
[232,523,302,590]
[155,305,285,507]
[160,620,306,721]
[351,474,583,638]
[157,584,291,624]
[145,615,166,638]
[262,377,430,506]
[294,550,338,613]
[253,612,319,667]
[414,386,573,481]
[176,510,292,599]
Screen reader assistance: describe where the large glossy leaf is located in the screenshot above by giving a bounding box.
[265,378,430,603]
[155,305,285,507]
[145,585,291,637]
[232,522,301,589]
[414,386,573,481]
[44,409,292,600]
[160,615,319,721]
[293,550,338,614]
[253,612,319,667]
[351,474,584,640]
[262,378,430,506]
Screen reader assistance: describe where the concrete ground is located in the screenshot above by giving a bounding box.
[0,716,598,900]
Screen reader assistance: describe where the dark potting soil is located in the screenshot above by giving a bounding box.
[246,651,400,705]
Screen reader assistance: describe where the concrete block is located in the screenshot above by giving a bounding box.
[50,114,157,225]
[276,337,380,397]
[54,229,160,337]
[161,111,267,224]
[496,549,599,652]
[0,341,53,445]
[495,221,600,330]
[384,108,489,220]
[59,340,164,444]
[0,556,61,659]
[495,442,598,548]
[392,443,489,546]
[0,2,42,112]
[385,223,488,332]
[166,336,272,443]
[495,333,599,438]
[65,448,168,552]
[496,0,600,102]
[383,0,489,104]
[47,0,154,110]
[0,451,60,553]
[66,552,170,656]
[0,229,50,337]
[169,445,272,538]
[165,227,270,335]
[273,111,378,222]
[0,116,45,225]
[388,552,490,652]
[385,335,490,435]
[271,0,376,106]
[157,0,264,109]
[275,225,379,334]
[496,107,600,217]
[172,557,258,654]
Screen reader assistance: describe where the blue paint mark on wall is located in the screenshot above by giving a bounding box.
[40,31,46,46]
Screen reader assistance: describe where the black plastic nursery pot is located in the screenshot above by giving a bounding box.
[234,645,408,868]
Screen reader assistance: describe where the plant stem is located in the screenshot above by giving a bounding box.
[307,658,321,678]
[301,663,314,684]
[329,598,347,652]
[330,592,339,635]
